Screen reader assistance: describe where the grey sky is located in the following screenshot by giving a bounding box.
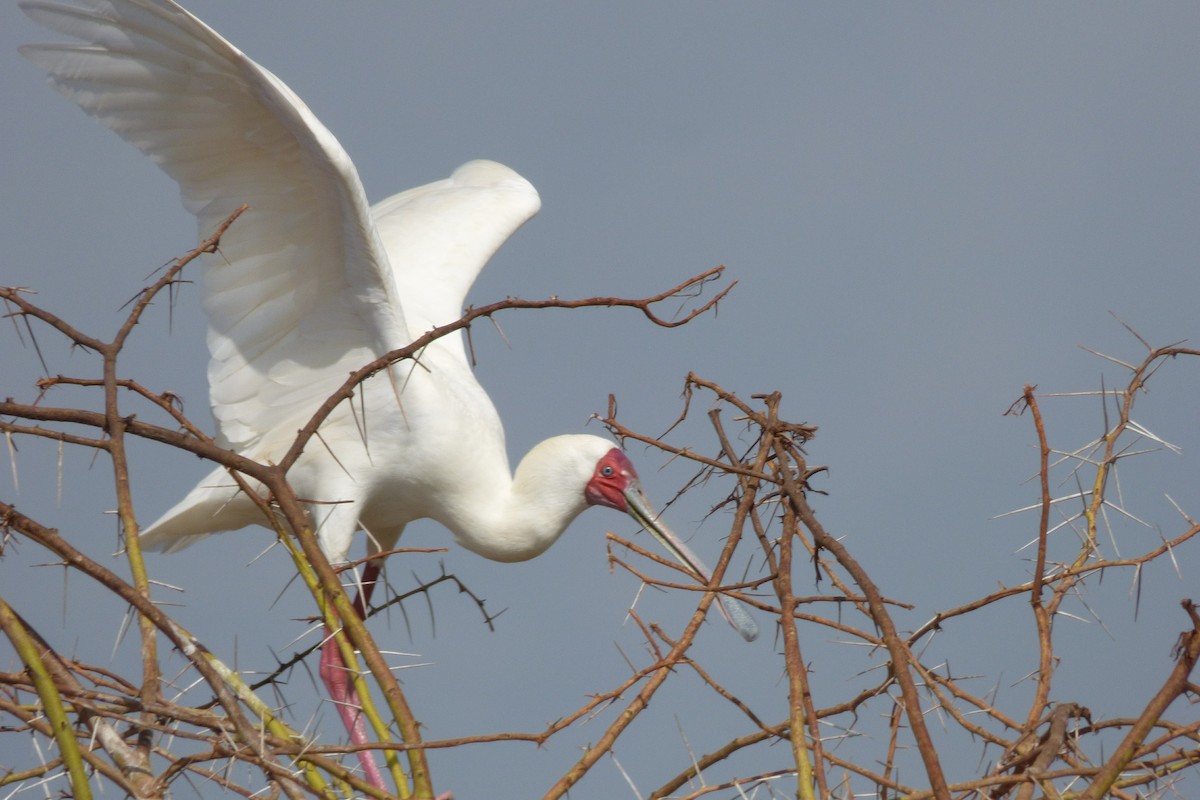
[3,3,1199,797]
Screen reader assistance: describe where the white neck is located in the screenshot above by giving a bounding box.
[434,434,614,563]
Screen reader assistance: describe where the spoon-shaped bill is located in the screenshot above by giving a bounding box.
[623,485,759,642]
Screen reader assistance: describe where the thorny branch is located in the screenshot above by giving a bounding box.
[2,214,1198,798]
[0,214,740,799]
[599,350,1198,799]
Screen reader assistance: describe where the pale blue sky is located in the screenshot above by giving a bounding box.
[3,3,1199,797]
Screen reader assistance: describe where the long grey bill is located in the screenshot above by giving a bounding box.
[625,487,760,642]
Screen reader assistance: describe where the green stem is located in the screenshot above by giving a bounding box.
[0,597,92,800]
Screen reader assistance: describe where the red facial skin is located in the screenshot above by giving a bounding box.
[584,448,637,511]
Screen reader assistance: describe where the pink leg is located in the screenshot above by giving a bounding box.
[318,561,386,787]
[318,562,455,799]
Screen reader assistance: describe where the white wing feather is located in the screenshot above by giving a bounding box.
[20,0,407,453]
[372,159,541,360]
[23,0,544,558]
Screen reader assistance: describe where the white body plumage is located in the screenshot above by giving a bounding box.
[21,0,758,644]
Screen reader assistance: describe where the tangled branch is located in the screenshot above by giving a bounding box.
[2,214,1197,798]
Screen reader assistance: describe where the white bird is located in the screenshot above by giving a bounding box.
[22,0,758,790]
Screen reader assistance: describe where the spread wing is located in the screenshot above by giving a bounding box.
[371,159,541,365]
[21,0,408,453]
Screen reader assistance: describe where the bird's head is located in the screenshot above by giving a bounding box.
[580,441,759,642]
[583,447,639,512]
[526,434,758,641]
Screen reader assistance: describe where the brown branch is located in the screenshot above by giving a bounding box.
[772,438,951,798]
[7,239,1200,800]
[1019,386,1057,735]
[277,267,736,474]
[0,501,312,795]
[1081,600,1200,799]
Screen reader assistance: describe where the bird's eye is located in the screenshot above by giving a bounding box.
[601,465,614,477]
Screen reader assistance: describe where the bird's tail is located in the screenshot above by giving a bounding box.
[139,467,263,553]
